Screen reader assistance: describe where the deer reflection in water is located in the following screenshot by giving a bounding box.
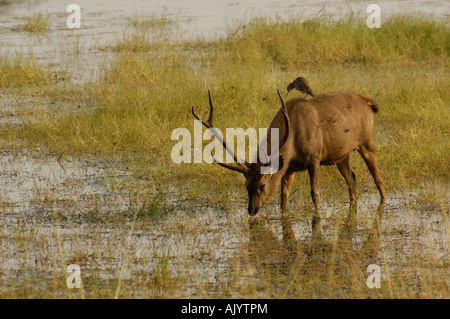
[247,203,385,296]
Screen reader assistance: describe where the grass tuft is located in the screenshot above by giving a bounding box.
[0,54,53,88]
[128,13,174,30]
[14,12,51,33]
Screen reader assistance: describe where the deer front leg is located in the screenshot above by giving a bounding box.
[281,171,295,211]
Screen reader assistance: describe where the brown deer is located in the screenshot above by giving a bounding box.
[192,89,385,216]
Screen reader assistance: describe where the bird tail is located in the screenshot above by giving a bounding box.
[360,95,379,113]
[286,76,316,98]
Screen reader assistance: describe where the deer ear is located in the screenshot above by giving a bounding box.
[278,154,285,170]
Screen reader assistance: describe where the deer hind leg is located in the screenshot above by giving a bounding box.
[336,155,357,204]
[308,160,321,210]
[357,142,386,204]
[281,171,295,211]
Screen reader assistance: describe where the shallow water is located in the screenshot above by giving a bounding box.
[0,0,449,298]
[0,149,448,298]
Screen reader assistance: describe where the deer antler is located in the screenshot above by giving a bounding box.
[259,90,290,170]
[277,89,290,151]
[192,90,250,173]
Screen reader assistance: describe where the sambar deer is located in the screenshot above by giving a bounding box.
[192,89,385,216]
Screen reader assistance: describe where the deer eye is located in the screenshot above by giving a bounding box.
[259,184,265,191]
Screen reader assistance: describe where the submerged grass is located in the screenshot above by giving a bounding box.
[14,12,51,33]
[128,12,174,30]
[1,185,447,298]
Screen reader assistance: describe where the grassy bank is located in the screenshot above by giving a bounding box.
[1,14,449,191]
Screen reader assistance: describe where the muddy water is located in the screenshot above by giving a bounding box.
[0,149,134,214]
[0,0,449,298]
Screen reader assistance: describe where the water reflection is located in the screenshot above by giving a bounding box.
[247,204,385,295]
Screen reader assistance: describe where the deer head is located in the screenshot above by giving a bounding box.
[192,90,290,215]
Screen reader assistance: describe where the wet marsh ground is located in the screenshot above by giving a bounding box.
[0,2,449,298]
[0,149,447,298]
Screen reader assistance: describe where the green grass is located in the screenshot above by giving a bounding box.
[0,54,53,88]
[14,12,51,33]
[127,13,174,30]
[2,14,449,190]
[110,32,154,52]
